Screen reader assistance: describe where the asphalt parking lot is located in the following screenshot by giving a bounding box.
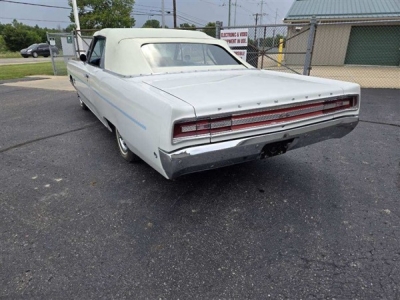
[0,84,399,299]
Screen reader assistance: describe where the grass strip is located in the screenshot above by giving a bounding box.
[0,62,57,80]
[0,52,22,59]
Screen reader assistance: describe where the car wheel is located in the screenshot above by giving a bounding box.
[44,55,49,58]
[22,56,28,58]
[76,93,89,110]
[78,94,88,110]
[32,52,38,58]
[116,128,140,162]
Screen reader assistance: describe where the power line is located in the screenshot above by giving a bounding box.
[0,0,70,9]
[135,3,173,11]
[132,8,205,26]
[177,11,208,24]
[199,0,220,7]
[0,17,71,23]
[177,15,205,27]
[136,3,208,24]
[237,5,254,14]
[131,13,163,16]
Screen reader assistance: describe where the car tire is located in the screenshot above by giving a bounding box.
[22,56,28,58]
[44,55,49,58]
[32,52,38,58]
[79,97,88,110]
[116,128,140,162]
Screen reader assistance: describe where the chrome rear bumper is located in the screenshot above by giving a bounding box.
[159,116,358,179]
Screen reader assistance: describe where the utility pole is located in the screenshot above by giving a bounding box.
[253,13,259,47]
[253,12,267,48]
[161,0,165,28]
[272,9,278,47]
[71,0,83,57]
[259,0,264,25]
[234,0,237,26]
[173,0,177,28]
[228,0,232,26]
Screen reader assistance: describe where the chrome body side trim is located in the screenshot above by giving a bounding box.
[159,116,358,179]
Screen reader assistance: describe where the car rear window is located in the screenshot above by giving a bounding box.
[141,43,240,68]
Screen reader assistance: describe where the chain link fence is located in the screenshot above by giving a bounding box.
[221,19,400,89]
[308,20,400,89]
[219,22,313,75]
[46,32,74,76]
[46,31,94,75]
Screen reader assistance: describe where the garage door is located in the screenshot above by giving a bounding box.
[345,26,400,66]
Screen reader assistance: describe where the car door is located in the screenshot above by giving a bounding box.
[35,44,44,56]
[83,36,106,119]
[41,44,50,56]
[37,44,48,56]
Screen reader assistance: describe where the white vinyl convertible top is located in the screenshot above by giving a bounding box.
[91,28,250,76]
[94,28,212,41]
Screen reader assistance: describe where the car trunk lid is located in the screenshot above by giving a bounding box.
[141,69,345,117]
[139,69,359,144]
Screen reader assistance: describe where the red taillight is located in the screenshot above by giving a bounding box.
[322,98,353,114]
[173,117,232,140]
[173,96,357,143]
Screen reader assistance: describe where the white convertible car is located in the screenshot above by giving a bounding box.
[67,28,360,179]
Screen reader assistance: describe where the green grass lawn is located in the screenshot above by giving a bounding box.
[0,62,56,80]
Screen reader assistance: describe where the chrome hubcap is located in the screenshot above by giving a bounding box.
[118,132,128,153]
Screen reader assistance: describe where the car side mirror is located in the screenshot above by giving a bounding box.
[80,54,87,62]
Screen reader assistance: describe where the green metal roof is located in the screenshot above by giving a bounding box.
[284,0,400,21]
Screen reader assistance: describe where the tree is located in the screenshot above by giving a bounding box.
[0,23,5,35]
[179,23,196,30]
[0,20,61,51]
[142,19,161,28]
[0,35,7,52]
[69,0,135,30]
[202,22,216,38]
[65,24,76,33]
[2,21,41,51]
[257,34,286,48]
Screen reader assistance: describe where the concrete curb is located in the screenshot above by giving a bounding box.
[1,75,74,92]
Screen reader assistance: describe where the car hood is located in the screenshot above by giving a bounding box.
[141,69,358,117]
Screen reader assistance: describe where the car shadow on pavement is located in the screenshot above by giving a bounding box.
[112,151,348,265]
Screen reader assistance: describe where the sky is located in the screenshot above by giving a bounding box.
[0,0,296,29]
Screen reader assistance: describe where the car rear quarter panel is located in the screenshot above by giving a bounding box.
[86,71,198,176]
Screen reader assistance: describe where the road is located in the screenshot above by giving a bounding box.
[0,84,399,299]
[0,57,52,65]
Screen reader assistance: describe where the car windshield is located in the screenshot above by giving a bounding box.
[27,44,38,49]
[141,43,241,68]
